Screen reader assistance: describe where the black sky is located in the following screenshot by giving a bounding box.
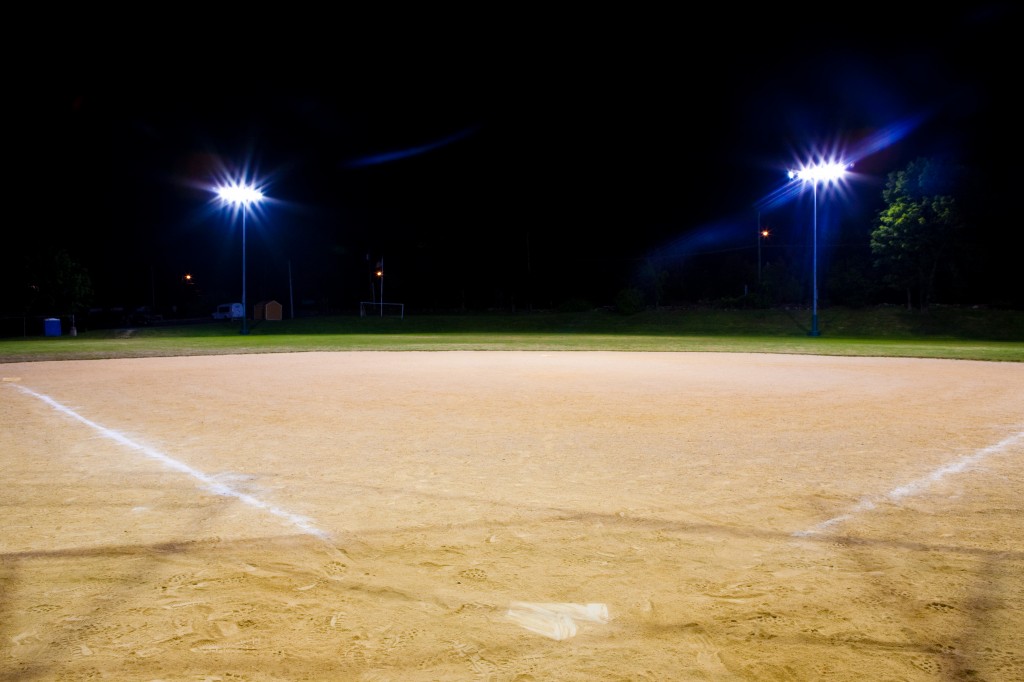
[20,3,1021,312]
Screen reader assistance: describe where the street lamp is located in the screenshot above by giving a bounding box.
[757,211,770,284]
[375,257,384,317]
[758,227,770,283]
[217,182,264,335]
[788,161,848,337]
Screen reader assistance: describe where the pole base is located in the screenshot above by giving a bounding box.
[809,313,821,337]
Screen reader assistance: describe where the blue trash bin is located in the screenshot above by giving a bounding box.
[44,318,61,337]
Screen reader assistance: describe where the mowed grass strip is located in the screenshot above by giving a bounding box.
[1,306,1022,363]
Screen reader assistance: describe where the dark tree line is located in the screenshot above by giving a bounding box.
[4,249,94,319]
[4,156,1017,323]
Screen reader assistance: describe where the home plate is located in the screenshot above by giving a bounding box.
[506,602,610,640]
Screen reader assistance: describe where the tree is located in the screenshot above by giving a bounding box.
[641,257,668,309]
[28,249,95,317]
[870,157,966,310]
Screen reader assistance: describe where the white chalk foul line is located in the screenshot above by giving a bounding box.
[794,430,1024,537]
[11,383,330,539]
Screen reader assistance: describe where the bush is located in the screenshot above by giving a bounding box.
[557,298,595,313]
[613,288,645,315]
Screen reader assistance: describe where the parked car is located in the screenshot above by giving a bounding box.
[129,306,163,325]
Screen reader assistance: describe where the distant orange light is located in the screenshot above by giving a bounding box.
[760,229,770,238]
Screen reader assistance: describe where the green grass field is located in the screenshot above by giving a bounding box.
[2,305,1022,363]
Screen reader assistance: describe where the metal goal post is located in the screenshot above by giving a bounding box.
[359,301,405,319]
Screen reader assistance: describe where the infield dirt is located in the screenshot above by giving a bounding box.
[2,351,1023,680]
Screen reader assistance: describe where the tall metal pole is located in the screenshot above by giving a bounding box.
[789,160,845,337]
[217,182,262,333]
[288,259,294,319]
[809,182,820,337]
[757,211,761,284]
[241,203,249,335]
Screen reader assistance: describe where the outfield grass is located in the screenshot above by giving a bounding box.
[1,306,1022,363]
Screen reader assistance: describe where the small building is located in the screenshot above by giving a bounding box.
[254,299,283,321]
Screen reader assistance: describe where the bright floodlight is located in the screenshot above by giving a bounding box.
[788,161,848,184]
[217,183,264,205]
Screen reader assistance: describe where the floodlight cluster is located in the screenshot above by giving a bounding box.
[217,183,264,205]
[788,161,849,184]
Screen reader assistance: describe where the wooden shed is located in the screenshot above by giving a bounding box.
[254,299,283,321]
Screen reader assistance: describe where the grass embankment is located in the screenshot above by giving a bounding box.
[1,306,1022,363]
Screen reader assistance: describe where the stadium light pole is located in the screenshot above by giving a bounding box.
[788,161,848,337]
[217,182,264,335]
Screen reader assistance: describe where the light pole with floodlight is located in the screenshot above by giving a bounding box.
[788,161,848,337]
[217,182,264,335]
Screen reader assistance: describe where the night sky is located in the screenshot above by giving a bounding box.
[19,4,1021,315]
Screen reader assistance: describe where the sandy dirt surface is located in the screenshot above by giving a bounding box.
[1,351,1023,681]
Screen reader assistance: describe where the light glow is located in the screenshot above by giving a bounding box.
[788,160,849,184]
[217,183,264,205]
